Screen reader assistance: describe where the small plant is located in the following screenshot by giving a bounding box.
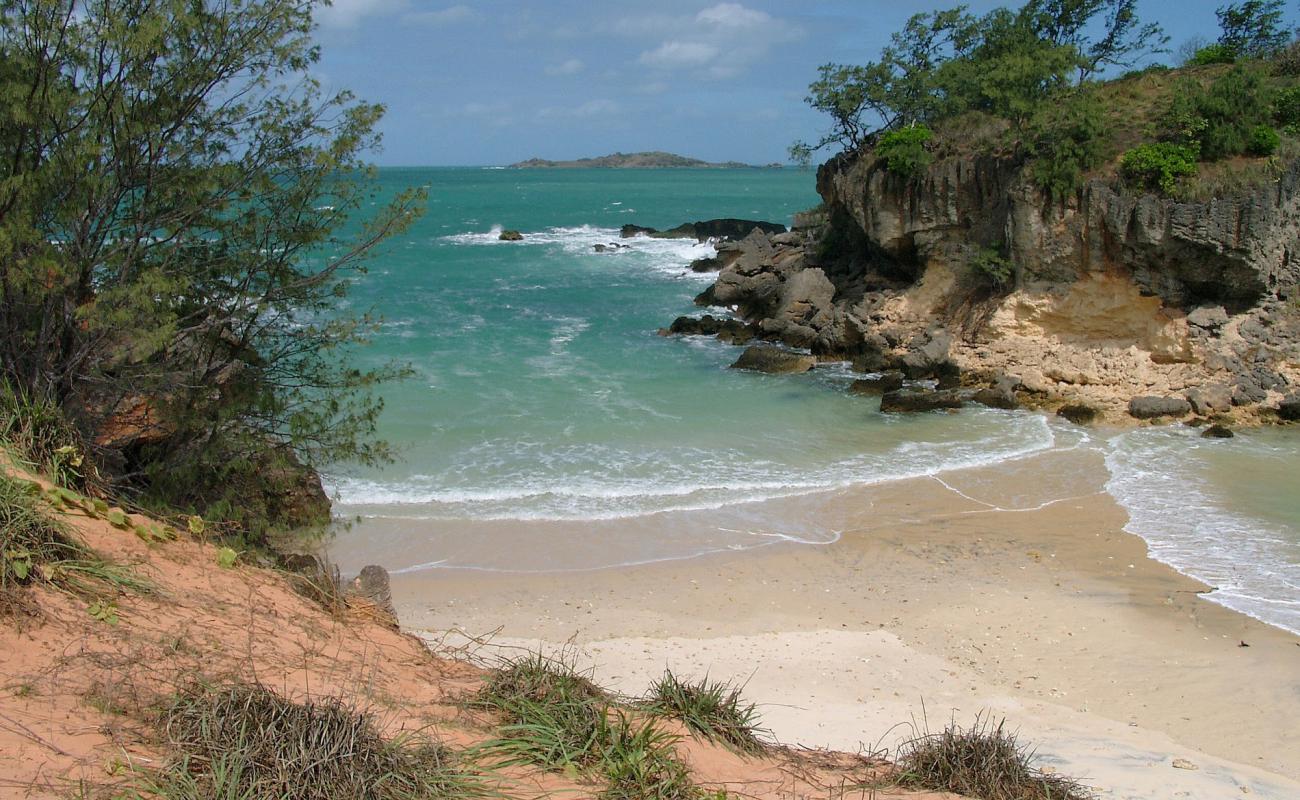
[0,380,96,490]
[1120,142,1199,194]
[876,125,934,177]
[215,547,240,569]
[1248,123,1281,155]
[151,682,479,800]
[1187,43,1236,65]
[971,248,1015,292]
[895,715,1093,800]
[87,599,120,625]
[598,711,698,800]
[644,671,766,755]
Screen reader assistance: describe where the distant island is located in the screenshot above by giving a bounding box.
[508,151,783,169]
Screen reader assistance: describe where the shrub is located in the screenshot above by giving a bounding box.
[1164,66,1276,161]
[645,671,766,755]
[1248,124,1281,155]
[1273,85,1300,131]
[971,248,1015,291]
[876,126,935,177]
[1027,91,1107,200]
[1188,43,1237,65]
[153,683,477,800]
[895,716,1092,800]
[1121,143,1200,194]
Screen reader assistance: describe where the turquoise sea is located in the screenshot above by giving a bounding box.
[326,167,1300,635]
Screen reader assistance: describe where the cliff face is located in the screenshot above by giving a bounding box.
[676,151,1300,422]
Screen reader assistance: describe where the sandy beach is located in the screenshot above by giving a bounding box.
[360,441,1300,800]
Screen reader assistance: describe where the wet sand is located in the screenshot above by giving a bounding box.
[340,445,1300,799]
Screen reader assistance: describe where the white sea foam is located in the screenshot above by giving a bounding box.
[1104,428,1300,635]
[437,225,716,280]
[328,413,1056,522]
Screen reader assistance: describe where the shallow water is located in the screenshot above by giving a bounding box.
[325,167,1300,634]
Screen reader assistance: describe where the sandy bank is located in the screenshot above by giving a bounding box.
[382,445,1300,799]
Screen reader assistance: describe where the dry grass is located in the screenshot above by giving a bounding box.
[895,715,1093,800]
[146,682,481,800]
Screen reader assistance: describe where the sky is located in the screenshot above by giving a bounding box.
[309,1,1251,166]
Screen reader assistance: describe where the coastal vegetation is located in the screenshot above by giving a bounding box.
[792,0,1300,199]
[0,0,422,548]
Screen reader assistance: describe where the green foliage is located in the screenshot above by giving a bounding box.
[1215,1,1292,60]
[1027,89,1107,198]
[215,547,240,569]
[1248,123,1282,154]
[1163,65,1277,161]
[644,671,766,755]
[876,126,936,176]
[795,0,1165,157]
[0,472,149,604]
[1189,43,1238,65]
[1274,85,1300,130]
[1120,142,1199,193]
[597,712,698,800]
[0,380,93,490]
[148,683,479,800]
[970,248,1016,291]
[0,0,423,541]
[896,715,1093,800]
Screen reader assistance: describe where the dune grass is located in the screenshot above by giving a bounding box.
[141,682,481,800]
[894,715,1093,800]
[644,670,766,755]
[0,472,149,607]
[476,651,711,799]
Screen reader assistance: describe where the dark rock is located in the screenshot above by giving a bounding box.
[972,387,1018,409]
[899,331,955,380]
[694,284,719,307]
[1202,424,1235,438]
[351,565,396,620]
[1185,385,1233,416]
[498,229,523,241]
[690,256,723,273]
[660,315,753,342]
[849,371,904,395]
[652,218,787,242]
[879,389,965,413]
[1279,393,1300,421]
[1187,305,1229,330]
[593,244,608,253]
[1129,395,1192,419]
[1057,404,1099,425]
[851,350,890,373]
[621,224,657,238]
[729,345,815,374]
[277,552,324,575]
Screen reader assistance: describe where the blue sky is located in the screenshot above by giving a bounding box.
[311,1,1248,166]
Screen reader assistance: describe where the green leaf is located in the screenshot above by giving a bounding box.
[216,547,239,569]
[106,509,130,529]
[188,515,206,536]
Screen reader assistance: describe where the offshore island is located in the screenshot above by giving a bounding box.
[509,150,782,169]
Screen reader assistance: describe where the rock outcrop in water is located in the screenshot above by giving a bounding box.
[663,150,1300,423]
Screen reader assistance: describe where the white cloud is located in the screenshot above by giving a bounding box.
[316,0,407,29]
[537,99,620,119]
[317,0,475,29]
[638,41,718,69]
[630,3,801,80]
[403,4,476,27]
[544,58,585,77]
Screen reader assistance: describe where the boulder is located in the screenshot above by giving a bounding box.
[1202,424,1235,438]
[1185,384,1233,416]
[879,389,965,413]
[1187,305,1229,330]
[972,387,1018,409]
[1057,404,1099,425]
[498,229,523,241]
[849,371,905,395]
[690,256,723,273]
[660,315,753,341]
[593,244,608,253]
[729,345,815,374]
[652,218,787,242]
[620,224,657,238]
[351,565,396,620]
[1129,395,1192,419]
[899,331,955,380]
[1279,393,1300,421]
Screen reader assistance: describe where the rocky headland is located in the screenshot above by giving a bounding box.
[662,149,1300,425]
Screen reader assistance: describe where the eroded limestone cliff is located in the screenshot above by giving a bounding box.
[669,150,1300,423]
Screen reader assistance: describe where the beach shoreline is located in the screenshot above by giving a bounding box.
[350,444,1300,799]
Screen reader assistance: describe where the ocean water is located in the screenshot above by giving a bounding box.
[326,167,1300,634]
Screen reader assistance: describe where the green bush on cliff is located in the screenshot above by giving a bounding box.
[1121,142,1199,194]
[1248,123,1282,155]
[970,248,1015,292]
[1188,43,1237,65]
[876,126,935,176]
[1163,65,1277,161]
[1027,89,1107,200]
[0,0,423,543]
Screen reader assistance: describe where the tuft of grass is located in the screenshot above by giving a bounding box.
[149,682,480,800]
[895,715,1093,800]
[644,670,766,755]
[0,379,96,490]
[598,711,698,800]
[476,650,608,711]
[0,472,149,605]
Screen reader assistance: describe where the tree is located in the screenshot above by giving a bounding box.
[1026,0,1169,81]
[0,0,423,530]
[1216,0,1292,58]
